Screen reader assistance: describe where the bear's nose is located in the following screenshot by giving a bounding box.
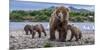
[58,15,61,19]
[58,12,63,17]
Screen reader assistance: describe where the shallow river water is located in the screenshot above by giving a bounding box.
[9,22,95,32]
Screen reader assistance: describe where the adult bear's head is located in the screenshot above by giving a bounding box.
[53,6,70,22]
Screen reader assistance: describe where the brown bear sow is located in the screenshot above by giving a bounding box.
[24,24,47,38]
[67,24,82,41]
[49,6,69,42]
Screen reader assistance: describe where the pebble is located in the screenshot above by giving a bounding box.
[9,30,95,50]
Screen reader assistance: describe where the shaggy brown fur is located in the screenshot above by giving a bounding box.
[24,24,47,38]
[49,6,69,42]
[67,24,82,41]
[24,25,33,35]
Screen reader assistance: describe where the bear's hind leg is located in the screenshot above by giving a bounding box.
[38,31,41,38]
[75,34,79,41]
[79,33,82,39]
[43,30,47,36]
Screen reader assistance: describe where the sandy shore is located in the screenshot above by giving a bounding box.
[9,30,95,50]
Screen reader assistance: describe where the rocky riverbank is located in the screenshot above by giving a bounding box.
[9,30,94,50]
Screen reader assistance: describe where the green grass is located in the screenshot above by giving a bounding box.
[44,43,53,48]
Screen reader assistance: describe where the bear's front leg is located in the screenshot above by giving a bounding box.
[60,32,66,42]
[25,31,28,35]
[60,27,67,42]
[32,32,35,39]
[58,30,63,42]
[49,28,56,41]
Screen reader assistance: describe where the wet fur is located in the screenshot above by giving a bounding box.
[49,6,69,42]
[67,24,82,41]
[24,24,47,38]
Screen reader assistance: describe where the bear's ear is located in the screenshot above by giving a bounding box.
[66,8,70,12]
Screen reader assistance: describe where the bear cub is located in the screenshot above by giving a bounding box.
[24,24,47,38]
[67,24,82,41]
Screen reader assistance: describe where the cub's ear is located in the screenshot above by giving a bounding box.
[71,24,74,26]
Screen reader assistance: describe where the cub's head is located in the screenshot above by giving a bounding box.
[67,24,72,30]
[67,24,74,30]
